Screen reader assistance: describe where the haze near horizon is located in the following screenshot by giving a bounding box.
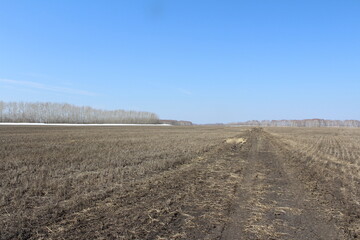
[0,0,359,124]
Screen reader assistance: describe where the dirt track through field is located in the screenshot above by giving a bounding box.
[221,128,347,239]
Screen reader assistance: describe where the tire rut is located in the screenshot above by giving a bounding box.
[221,128,346,240]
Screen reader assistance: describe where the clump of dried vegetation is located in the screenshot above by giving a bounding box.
[0,126,246,239]
[268,127,360,237]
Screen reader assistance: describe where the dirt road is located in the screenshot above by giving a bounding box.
[221,128,348,239]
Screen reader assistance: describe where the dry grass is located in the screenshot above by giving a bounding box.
[3,126,360,239]
[225,138,246,144]
[267,127,360,237]
[0,126,246,239]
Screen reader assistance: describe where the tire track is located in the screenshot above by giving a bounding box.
[221,128,346,240]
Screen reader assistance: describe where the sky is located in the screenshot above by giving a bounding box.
[0,0,359,124]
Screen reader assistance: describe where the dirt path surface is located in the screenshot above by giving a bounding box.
[221,128,348,240]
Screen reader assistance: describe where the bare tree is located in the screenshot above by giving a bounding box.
[229,119,360,128]
[0,101,159,124]
[0,101,4,122]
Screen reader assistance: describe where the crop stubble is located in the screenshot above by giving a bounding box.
[0,126,246,239]
[1,126,360,239]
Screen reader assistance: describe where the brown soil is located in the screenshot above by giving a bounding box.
[221,128,349,239]
[1,126,360,239]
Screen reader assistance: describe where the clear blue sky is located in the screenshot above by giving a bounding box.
[1,0,359,124]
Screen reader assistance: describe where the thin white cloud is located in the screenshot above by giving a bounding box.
[177,88,192,95]
[0,78,98,96]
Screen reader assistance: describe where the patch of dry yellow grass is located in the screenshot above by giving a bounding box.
[225,138,247,144]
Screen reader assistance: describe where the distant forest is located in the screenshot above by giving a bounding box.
[0,101,159,124]
[229,119,360,128]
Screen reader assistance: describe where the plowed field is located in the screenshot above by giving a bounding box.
[1,126,360,239]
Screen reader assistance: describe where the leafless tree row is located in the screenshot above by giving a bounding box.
[159,120,193,126]
[0,101,159,124]
[229,119,360,128]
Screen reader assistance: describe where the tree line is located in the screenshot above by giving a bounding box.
[159,120,193,126]
[0,101,159,124]
[229,119,360,128]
